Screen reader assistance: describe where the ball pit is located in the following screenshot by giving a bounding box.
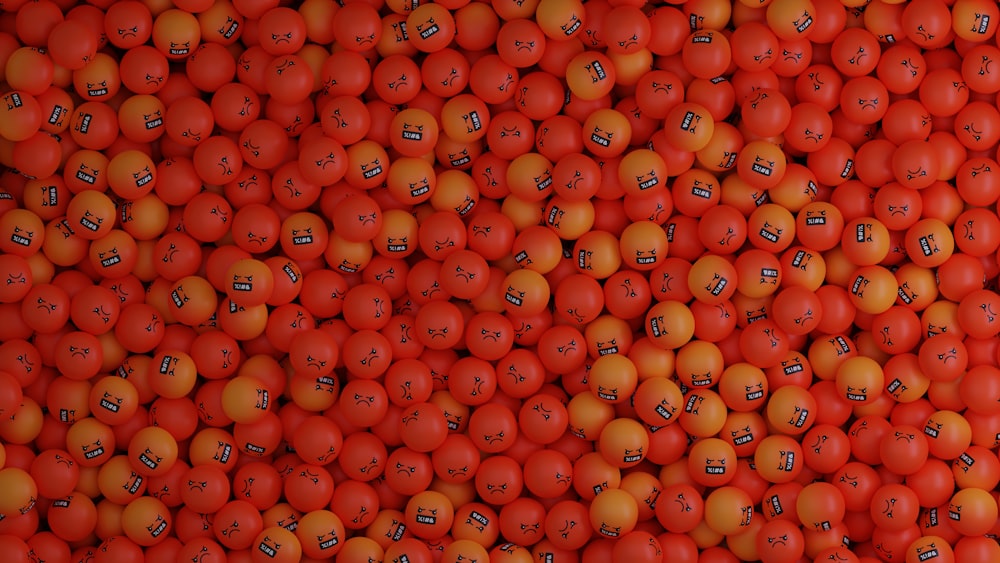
[2,0,1000,561]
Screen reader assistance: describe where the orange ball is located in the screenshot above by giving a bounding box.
[846,265,898,315]
[501,268,550,316]
[128,426,178,478]
[620,221,668,271]
[121,495,172,546]
[678,389,728,438]
[66,416,116,467]
[589,354,638,404]
[0,467,37,515]
[221,375,273,425]
[535,0,585,41]
[152,9,201,61]
[905,536,954,563]
[754,434,804,484]
[252,526,302,563]
[704,486,754,536]
[0,90,43,142]
[664,102,715,152]
[296,510,346,559]
[688,254,737,305]
[148,350,198,400]
[90,376,139,426]
[795,481,845,533]
[766,385,817,436]
[633,376,685,427]
[566,51,616,100]
[682,30,732,80]
[718,362,768,413]
[66,189,111,240]
[1,209,46,258]
[835,356,883,406]
[688,437,737,487]
[904,218,954,268]
[589,488,638,539]
[107,150,157,200]
[166,275,218,326]
[225,258,274,307]
[923,409,972,461]
[737,140,787,190]
[582,108,632,157]
[947,487,998,537]
[597,417,649,469]
[953,0,999,41]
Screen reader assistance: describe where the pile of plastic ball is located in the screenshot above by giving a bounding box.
[1,0,1000,561]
